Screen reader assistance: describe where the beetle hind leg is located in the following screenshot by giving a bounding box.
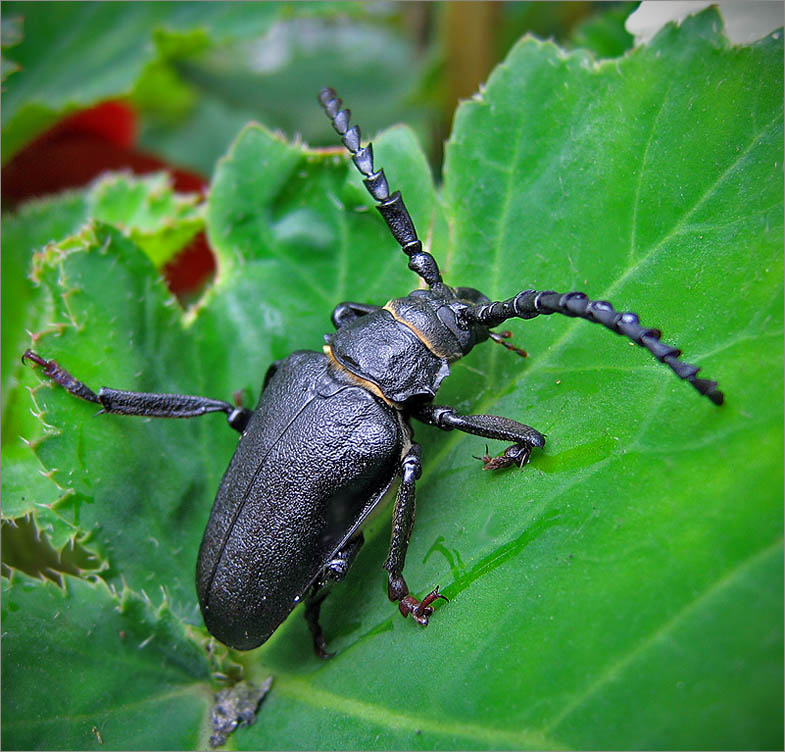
[384,444,448,626]
[304,532,365,659]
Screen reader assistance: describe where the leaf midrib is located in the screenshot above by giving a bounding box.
[272,673,570,750]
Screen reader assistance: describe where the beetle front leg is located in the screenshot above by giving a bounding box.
[23,350,252,433]
[384,443,448,625]
[413,403,546,470]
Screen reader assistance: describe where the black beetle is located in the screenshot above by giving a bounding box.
[23,88,723,657]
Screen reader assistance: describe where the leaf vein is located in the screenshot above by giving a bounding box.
[541,537,784,734]
[629,82,674,263]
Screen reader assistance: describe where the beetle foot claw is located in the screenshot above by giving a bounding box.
[312,636,335,660]
[478,443,532,471]
[398,586,448,625]
[22,349,100,404]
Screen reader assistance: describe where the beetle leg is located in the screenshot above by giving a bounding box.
[22,350,252,433]
[330,302,381,329]
[303,588,333,660]
[413,403,546,470]
[304,532,365,659]
[383,444,448,625]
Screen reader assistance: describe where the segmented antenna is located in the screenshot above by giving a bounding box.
[318,87,442,287]
[462,290,724,405]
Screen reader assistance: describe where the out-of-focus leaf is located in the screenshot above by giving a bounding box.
[1,2,283,162]
[88,172,204,266]
[568,1,636,57]
[1,12,24,83]
[139,15,430,176]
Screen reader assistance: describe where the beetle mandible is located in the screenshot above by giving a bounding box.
[23,88,724,657]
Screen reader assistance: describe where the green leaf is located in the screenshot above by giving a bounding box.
[1,572,213,750]
[1,191,89,520]
[1,173,204,530]
[88,172,204,266]
[1,192,87,413]
[567,1,636,58]
[4,9,782,750]
[21,221,228,608]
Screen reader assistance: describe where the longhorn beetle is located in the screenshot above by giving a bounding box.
[23,88,724,657]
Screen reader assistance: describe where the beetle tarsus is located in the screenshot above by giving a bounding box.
[23,349,100,403]
[478,443,532,471]
[398,587,448,626]
[388,570,447,626]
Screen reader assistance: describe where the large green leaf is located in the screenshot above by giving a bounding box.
[3,9,782,750]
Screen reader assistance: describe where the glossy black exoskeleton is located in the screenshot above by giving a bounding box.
[23,88,723,656]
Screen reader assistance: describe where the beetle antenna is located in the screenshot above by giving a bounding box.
[318,87,442,288]
[461,290,724,405]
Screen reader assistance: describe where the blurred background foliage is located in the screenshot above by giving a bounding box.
[2,2,635,196]
[1,0,636,308]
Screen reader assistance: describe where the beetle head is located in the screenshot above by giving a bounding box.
[384,285,492,362]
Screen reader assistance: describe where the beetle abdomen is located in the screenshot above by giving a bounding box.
[196,350,402,650]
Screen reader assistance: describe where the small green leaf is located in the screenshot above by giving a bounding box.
[88,172,204,266]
